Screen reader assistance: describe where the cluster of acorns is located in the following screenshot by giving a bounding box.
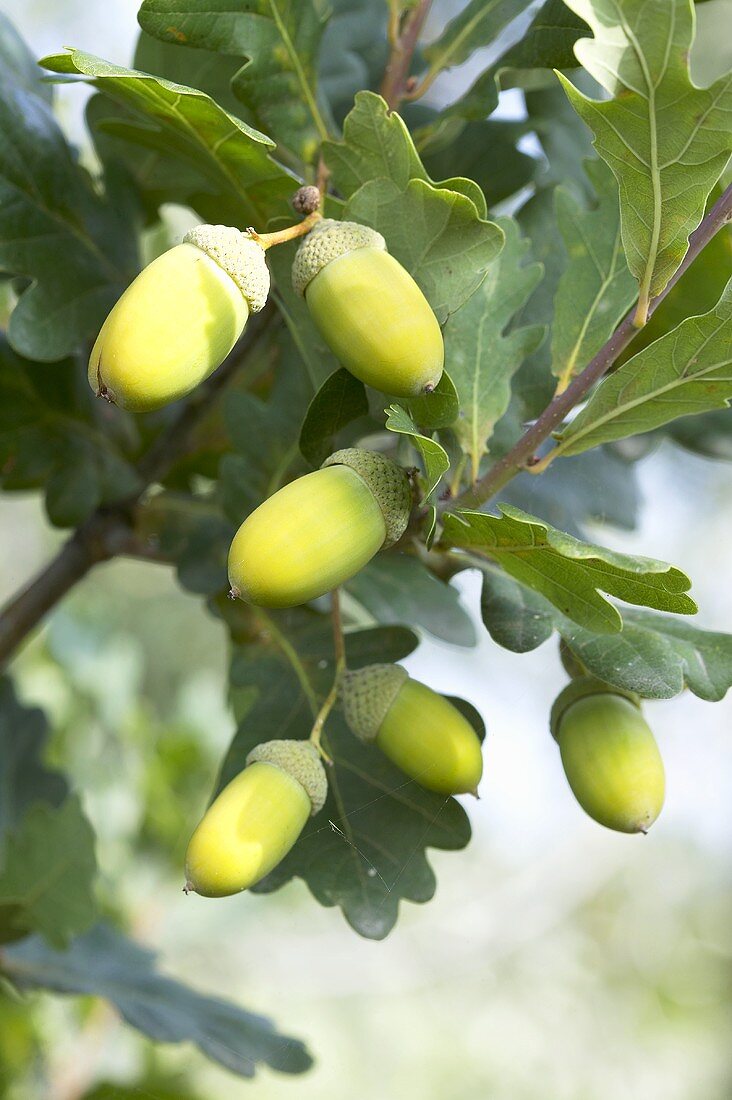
[90,194,665,901]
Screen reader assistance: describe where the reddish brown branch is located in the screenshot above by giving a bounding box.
[449,182,732,512]
[380,0,433,111]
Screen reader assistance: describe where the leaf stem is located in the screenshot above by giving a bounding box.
[257,610,320,718]
[525,451,554,475]
[331,586,346,669]
[402,72,431,103]
[380,0,433,110]
[450,453,468,497]
[447,182,732,512]
[309,589,345,765]
[387,0,401,47]
[633,288,651,328]
[439,547,496,572]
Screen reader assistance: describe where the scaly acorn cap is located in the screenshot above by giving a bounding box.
[292,218,386,296]
[341,663,409,743]
[184,225,270,313]
[245,739,328,815]
[550,676,641,742]
[322,448,411,547]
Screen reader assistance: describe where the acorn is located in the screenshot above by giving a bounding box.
[88,225,270,411]
[341,664,484,795]
[228,448,411,607]
[551,677,665,834]
[292,219,444,396]
[184,739,327,898]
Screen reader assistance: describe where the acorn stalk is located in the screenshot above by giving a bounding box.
[292,219,444,397]
[89,225,270,412]
[551,678,665,834]
[341,664,484,795]
[228,448,411,608]
[184,739,327,898]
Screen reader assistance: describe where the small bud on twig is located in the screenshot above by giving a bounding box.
[292,185,321,216]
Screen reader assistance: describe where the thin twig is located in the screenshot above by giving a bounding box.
[316,155,331,202]
[448,183,732,512]
[251,211,322,250]
[379,0,433,111]
[0,518,107,665]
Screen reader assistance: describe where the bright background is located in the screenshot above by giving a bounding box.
[1,2,731,1098]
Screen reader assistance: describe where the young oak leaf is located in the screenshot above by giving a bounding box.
[442,216,544,480]
[385,404,449,501]
[41,48,295,227]
[138,0,331,165]
[442,504,696,634]
[553,277,732,457]
[551,159,637,391]
[558,0,732,323]
[478,567,732,702]
[323,89,487,214]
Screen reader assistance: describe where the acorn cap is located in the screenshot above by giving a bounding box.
[245,739,327,815]
[550,676,641,742]
[322,448,411,547]
[341,663,409,743]
[184,224,270,313]
[292,218,386,296]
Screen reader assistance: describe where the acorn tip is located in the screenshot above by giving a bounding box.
[96,383,116,405]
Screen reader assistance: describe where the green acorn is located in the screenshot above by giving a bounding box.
[228,448,411,608]
[341,664,484,795]
[292,219,444,396]
[551,677,665,834]
[184,739,327,898]
[89,225,270,411]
